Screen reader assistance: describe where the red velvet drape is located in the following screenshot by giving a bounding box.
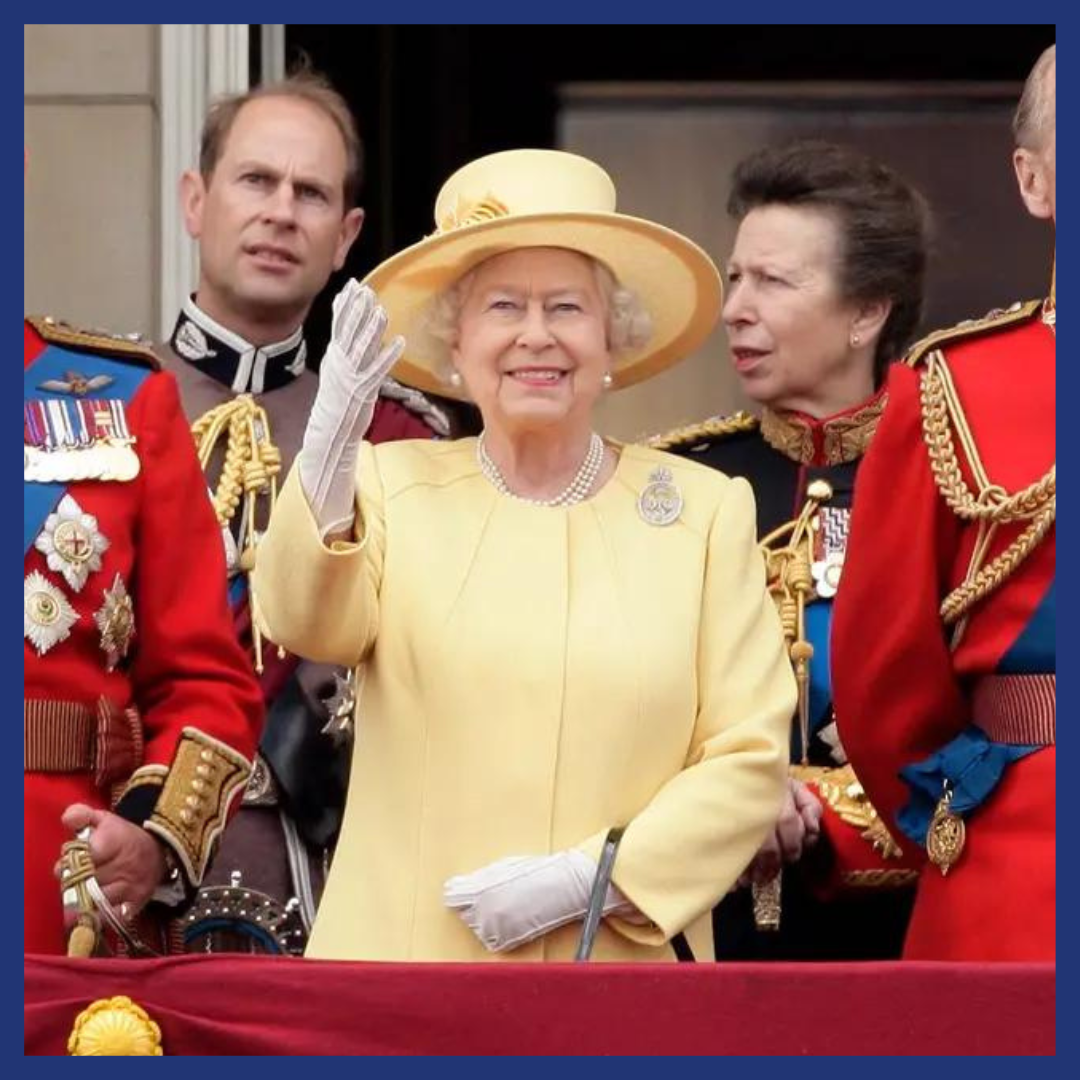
[25,954,1054,1055]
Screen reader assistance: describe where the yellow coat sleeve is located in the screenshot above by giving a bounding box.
[251,442,385,667]
[579,476,794,945]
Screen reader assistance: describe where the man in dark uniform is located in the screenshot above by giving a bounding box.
[651,141,930,959]
[158,73,455,953]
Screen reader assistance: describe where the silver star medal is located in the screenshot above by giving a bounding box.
[34,495,109,591]
[811,552,844,599]
[637,466,684,526]
[24,571,78,656]
[322,669,356,744]
[94,573,136,670]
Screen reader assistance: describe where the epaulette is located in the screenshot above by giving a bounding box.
[379,376,451,437]
[646,410,759,452]
[903,300,1043,368]
[27,315,161,371]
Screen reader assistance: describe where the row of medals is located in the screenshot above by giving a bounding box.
[25,395,138,661]
[25,442,140,483]
[24,397,140,483]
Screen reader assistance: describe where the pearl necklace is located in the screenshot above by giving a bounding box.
[476,431,605,507]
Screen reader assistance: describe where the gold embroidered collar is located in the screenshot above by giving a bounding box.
[760,390,887,466]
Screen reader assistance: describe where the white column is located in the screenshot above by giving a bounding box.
[158,25,250,341]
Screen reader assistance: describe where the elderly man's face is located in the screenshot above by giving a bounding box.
[451,248,612,435]
[1014,66,1056,224]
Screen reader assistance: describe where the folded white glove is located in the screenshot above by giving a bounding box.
[297,280,404,536]
[444,850,637,954]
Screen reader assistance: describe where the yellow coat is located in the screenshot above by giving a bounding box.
[253,438,795,961]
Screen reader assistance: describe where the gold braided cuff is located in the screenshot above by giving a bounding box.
[142,728,251,885]
[792,763,906,862]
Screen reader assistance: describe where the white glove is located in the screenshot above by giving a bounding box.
[444,850,637,954]
[297,280,404,536]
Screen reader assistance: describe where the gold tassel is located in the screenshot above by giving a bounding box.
[751,873,783,931]
[67,915,99,959]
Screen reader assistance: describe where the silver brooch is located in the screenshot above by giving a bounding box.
[637,466,683,526]
[24,570,79,656]
[34,495,109,592]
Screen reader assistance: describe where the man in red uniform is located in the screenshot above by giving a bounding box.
[24,316,264,955]
[832,45,1055,960]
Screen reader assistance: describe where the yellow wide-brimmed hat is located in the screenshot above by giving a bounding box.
[363,149,722,400]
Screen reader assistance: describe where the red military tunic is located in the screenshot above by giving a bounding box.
[833,299,1055,960]
[24,318,263,955]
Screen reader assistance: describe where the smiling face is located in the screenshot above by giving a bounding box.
[722,204,873,414]
[451,247,612,436]
[181,95,364,337]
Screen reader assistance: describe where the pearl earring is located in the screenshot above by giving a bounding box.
[602,372,614,390]
[449,370,463,389]
[850,333,861,347]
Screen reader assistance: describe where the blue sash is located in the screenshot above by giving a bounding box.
[24,344,153,554]
[896,578,1055,843]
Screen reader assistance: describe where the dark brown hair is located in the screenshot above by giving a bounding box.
[728,140,932,379]
[199,70,363,208]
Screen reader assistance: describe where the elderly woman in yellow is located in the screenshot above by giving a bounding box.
[253,149,795,962]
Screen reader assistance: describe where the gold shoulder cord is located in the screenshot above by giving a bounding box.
[919,349,1055,648]
[190,394,284,672]
[646,411,758,451]
[750,480,830,930]
[758,479,834,766]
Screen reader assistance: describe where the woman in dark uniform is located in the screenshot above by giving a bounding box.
[652,140,931,960]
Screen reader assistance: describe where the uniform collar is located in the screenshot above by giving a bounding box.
[760,387,888,466]
[169,296,307,394]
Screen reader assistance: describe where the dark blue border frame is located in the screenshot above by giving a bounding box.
[15,10,1067,1065]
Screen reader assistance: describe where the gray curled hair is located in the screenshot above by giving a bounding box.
[424,255,653,380]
